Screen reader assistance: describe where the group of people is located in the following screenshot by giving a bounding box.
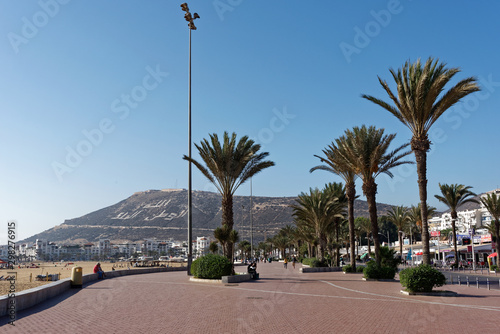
[283,256,297,269]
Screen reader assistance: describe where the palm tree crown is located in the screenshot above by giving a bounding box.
[311,138,358,269]
[362,57,480,265]
[291,185,345,262]
[337,125,413,264]
[184,131,274,259]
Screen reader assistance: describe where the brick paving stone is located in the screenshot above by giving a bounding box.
[1,262,499,333]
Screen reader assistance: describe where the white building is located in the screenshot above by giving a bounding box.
[196,237,210,257]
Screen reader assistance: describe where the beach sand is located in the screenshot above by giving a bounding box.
[0,261,183,296]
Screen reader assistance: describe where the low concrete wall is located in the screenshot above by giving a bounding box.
[300,267,342,273]
[0,266,186,317]
[222,273,252,284]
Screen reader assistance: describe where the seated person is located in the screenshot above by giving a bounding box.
[93,262,105,279]
[247,262,257,279]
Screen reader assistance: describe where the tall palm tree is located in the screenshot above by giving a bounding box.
[311,145,357,269]
[480,193,500,265]
[362,57,480,264]
[183,131,275,260]
[435,184,478,266]
[386,205,410,257]
[291,186,344,262]
[339,125,412,264]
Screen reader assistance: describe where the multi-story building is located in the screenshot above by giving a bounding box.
[196,237,210,257]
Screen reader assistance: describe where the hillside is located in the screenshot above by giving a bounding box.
[23,189,395,244]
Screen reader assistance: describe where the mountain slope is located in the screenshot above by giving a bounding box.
[24,189,395,244]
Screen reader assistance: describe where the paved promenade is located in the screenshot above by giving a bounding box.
[1,262,499,333]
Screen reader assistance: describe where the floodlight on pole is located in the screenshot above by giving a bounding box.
[180,2,200,275]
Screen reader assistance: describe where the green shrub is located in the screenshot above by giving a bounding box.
[342,264,353,273]
[490,264,498,272]
[399,264,446,292]
[379,246,401,269]
[363,261,396,279]
[343,264,365,273]
[190,254,232,279]
[302,257,328,267]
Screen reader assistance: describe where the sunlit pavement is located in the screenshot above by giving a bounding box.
[1,261,499,333]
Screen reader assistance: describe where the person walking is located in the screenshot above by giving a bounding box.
[292,256,297,269]
[283,257,288,269]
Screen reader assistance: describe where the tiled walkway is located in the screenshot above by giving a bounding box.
[1,262,499,333]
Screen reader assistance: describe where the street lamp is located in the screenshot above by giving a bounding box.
[250,177,253,259]
[181,2,200,275]
[378,231,390,247]
[470,213,476,271]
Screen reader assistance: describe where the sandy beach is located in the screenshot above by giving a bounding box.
[0,261,184,296]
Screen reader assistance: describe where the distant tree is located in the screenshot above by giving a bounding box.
[209,241,219,254]
[386,206,410,256]
[238,240,252,259]
[435,184,478,266]
[355,217,372,255]
[291,185,344,262]
[480,193,500,265]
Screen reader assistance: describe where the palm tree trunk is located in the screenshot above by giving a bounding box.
[452,218,459,267]
[336,222,340,266]
[367,236,371,257]
[222,193,234,259]
[318,234,327,262]
[347,182,356,270]
[414,146,431,265]
[364,180,381,265]
[399,232,403,259]
[495,221,500,266]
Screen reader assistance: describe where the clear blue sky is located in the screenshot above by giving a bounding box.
[1,1,499,241]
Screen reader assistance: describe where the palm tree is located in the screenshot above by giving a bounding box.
[238,240,252,260]
[291,186,344,262]
[339,125,412,264]
[311,141,358,269]
[408,203,437,235]
[355,216,372,255]
[271,234,290,260]
[362,57,480,264]
[386,206,410,257]
[294,218,316,258]
[228,229,240,264]
[213,225,230,257]
[209,241,219,254]
[435,184,478,266]
[183,131,274,260]
[480,193,500,265]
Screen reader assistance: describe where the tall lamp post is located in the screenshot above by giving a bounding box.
[250,177,253,259]
[378,231,390,247]
[469,213,476,271]
[181,3,200,275]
